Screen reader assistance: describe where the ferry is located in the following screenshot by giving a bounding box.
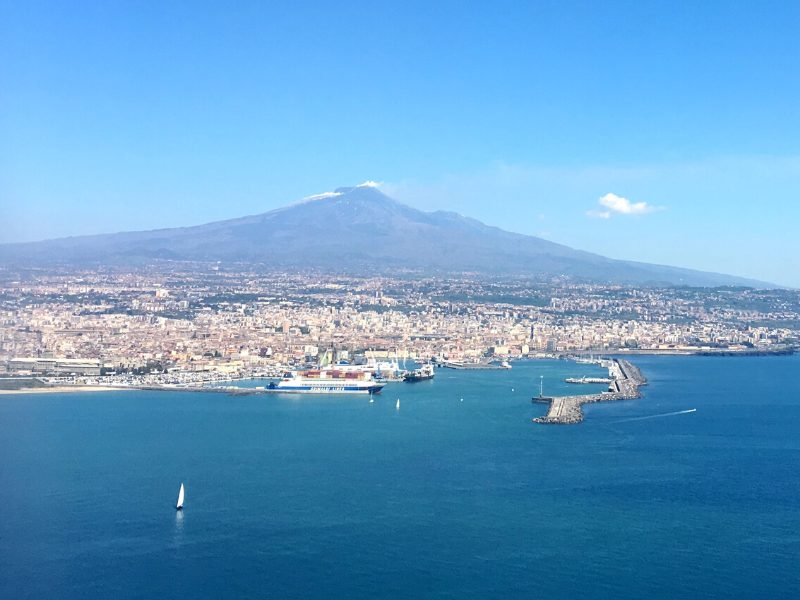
[269,368,385,394]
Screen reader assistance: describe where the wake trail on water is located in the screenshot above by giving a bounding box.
[616,408,697,423]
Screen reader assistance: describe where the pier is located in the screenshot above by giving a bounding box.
[533,359,647,425]
[438,360,505,370]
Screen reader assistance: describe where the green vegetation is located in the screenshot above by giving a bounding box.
[0,378,48,390]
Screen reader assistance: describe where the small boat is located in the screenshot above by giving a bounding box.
[396,398,400,409]
[565,376,612,384]
[176,483,185,511]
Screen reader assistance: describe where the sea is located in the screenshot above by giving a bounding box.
[2,355,799,599]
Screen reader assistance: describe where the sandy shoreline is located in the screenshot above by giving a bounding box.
[0,386,131,395]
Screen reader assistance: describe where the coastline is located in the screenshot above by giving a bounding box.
[609,347,795,357]
[0,386,131,395]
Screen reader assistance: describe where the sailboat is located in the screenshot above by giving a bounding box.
[176,483,185,511]
[396,398,400,409]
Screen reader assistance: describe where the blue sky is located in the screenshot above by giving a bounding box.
[1,1,799,285]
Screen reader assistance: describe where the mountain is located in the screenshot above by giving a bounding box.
[0,184,771,287]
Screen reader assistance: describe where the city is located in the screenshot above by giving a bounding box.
[2,264,797,387]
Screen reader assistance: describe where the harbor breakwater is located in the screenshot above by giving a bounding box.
[533,359,647,425]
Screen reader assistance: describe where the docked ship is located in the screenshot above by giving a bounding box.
[269,367,385,394]
[403,363,435,382]
[565,376,612,384]
[365,356,405,381]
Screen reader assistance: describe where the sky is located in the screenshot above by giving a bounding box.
[1,1,799,286]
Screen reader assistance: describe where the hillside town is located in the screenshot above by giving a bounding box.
[1,265,798,380]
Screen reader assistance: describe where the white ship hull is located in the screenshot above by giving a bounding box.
[270,369,386,395]
[272,382,385,394]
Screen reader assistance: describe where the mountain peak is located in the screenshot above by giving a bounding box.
[0,185,771,287]
[300,183,391,205]
[333,181,384,194]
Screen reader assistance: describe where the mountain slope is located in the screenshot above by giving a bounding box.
[0,185,771,286]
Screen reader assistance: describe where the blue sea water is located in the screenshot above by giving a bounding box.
[2,355,799,599]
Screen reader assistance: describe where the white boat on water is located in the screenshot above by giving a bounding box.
[176,483,185,511]
[269,367,385,395]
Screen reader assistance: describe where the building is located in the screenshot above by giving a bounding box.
[6,357,102,376]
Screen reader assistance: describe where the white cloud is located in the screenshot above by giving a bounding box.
[378,157,800,285]
[593,192,663,217]
[357,180,382,188]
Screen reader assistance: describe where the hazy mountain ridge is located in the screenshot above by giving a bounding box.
[0,186,772,287]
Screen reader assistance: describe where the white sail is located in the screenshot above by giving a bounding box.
[176,483,185,510]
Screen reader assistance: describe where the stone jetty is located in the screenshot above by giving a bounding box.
[532,359,647,425]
